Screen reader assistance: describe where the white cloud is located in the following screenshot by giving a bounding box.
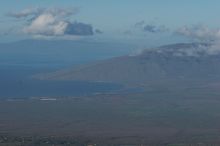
[174,25,220,55]
[23,13,68,36]
[176,25,220,42]
[7,7,43,18]
[7,7,96,38]
[134,21,169,33]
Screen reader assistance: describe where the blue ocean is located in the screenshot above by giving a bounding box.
[0,65,122,99]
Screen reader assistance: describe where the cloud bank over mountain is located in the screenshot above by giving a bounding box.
[176,25,220,42]
[174,25,220,55]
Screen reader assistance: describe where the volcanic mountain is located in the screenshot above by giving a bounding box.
[35,43,220,86]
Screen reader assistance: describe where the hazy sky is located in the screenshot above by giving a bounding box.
[1,0,220,44]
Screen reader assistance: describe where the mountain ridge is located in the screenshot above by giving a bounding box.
[35,42,220,86]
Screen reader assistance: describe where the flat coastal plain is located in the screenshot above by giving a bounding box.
[1,88,220,145]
